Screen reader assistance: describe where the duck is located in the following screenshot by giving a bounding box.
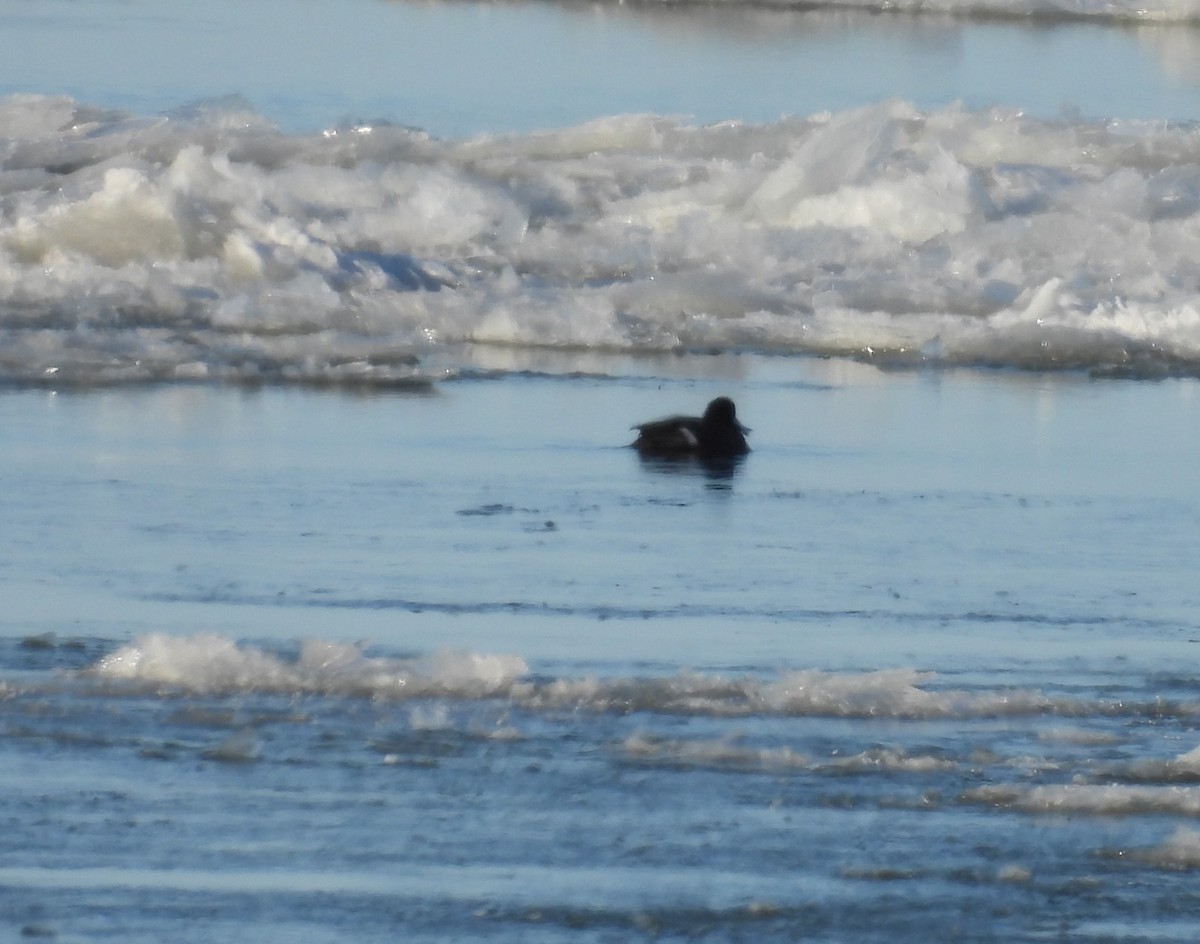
[631,396,750,459]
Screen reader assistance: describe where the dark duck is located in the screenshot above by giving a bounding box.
[631,396,750,459]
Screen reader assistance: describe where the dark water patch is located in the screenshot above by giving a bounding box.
[134,589,1199,636]
[457,503,517,517]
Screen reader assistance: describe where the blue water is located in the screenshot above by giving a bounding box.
[1,0,1200,135]
[4,1,1200,941]
[4,365,1200,942]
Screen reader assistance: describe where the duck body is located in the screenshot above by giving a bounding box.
[632,396,750,459]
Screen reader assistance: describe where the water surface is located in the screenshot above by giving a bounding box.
[2,0,1200,133]
[4,0,1200,940]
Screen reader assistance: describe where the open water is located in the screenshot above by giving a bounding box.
[3,0,1200,941]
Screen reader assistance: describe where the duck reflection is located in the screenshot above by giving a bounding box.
[636,451,747,487]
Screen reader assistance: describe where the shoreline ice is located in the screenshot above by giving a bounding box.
[4,96,1200,385]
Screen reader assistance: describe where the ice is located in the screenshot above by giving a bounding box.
[4,96,1200,384]
[621,733,811,770]
[760,668,947,717]
[1139,827,1200,869]
[80,635,1070,721]
[667,0,1200,21]
[963,783,1200,816]
[87,633,528,697]
[619,737,956,774]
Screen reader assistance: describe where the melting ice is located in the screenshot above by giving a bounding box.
[3,95,1200,385]
[662,0,1200,20]
[77,634,1188,723]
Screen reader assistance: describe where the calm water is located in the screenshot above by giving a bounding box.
[4,0,1200,940]
[4,364,1200,942]
[1,0,1200,134]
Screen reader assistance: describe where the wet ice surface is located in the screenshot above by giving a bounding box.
[6,96,1200,385]
[2,362,1200,941]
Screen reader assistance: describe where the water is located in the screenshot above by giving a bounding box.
[3,0,1200,940]
[3,0,1200,135]
[4,368,1200,941]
